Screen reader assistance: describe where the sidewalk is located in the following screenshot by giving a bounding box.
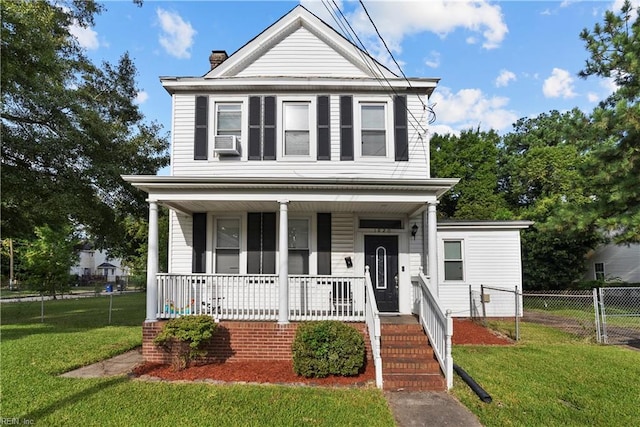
[60,348,143,378]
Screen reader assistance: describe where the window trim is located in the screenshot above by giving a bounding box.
[443,240,465,282]
[277,96,317,161]
[353,96,394,161]
[208,96,248,160]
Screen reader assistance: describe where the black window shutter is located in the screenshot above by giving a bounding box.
[194,96,208,160]
[192,213,207,273]
[317,213,332,275]
[262,212,276,274]
[248,97,262,160]
[247,213,261,274]
[340,96,353,160]
[394,95,409,161]
[263,96,276,160]
[317,95,330,160]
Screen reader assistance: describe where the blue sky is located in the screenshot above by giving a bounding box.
[74,0,625,140]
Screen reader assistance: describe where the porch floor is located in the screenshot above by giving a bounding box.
[379,314,421,325]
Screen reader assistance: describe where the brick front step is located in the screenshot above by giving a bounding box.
[383,373,446,391]
[383,358,441,373]
[380,318,446,391]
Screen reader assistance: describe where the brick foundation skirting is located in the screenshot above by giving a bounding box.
[142,320,371,365]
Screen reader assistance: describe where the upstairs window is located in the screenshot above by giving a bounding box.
[444,240,464,281]
[360,104,386,156]
[216,103,242,138]
[283,102,310,156]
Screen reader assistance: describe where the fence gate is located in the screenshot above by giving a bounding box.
[598,287,640,345]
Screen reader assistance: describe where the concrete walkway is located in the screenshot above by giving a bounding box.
[61,349,483,426]
[60,348,143,378]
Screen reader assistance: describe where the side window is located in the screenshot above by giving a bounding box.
[283,102,310,156]
[594,262,605,280]
[215,218,240,274]
[360,103,386,156]
[443,240,464,281]
[215,103,242,139]
[288,218,310,274]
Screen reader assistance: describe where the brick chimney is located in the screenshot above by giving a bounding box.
[209,50,228,70]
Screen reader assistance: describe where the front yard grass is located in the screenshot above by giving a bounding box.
[0,293,394,426]
[452,321,640,427]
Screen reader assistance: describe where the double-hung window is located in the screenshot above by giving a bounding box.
[216,103,242,139]
[444,240,464,281]
[360,103,386,156]
[283,102,310,156]
[288,218,310,274]
[215,218,240,274]
[594,262,605,281]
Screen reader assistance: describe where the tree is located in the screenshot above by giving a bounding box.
[579,0,640,243]
[1,1,169,253]
[500,109,602,288]
[22,225,79,297]
[431,129,511,220]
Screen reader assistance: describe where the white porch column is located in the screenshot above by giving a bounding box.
[278,200,289,324]
[146,201,159,322]
[427,202,439,296]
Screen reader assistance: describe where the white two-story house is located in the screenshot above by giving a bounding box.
[124,6,530,390]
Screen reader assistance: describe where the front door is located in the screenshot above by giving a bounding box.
[365,235,399,312]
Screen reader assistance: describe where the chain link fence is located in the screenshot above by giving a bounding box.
[522,290,599,342]
[599,287,640,345]
[471,287,640,346]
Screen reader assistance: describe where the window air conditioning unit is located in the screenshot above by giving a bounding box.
[213,135,240,155]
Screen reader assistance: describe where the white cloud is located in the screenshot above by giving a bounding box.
[587,92,600,103]
[302,0,507,72]
[543,68,576,98]
[495,69,516,87]
[135,91,149,104]
[430,87,518,133]
[69,22,100,50]
[425,51,441,68]
[157,8,196,59]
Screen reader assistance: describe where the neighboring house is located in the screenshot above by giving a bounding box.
[584,243,640,283]
[124,6,531,390]
[70,243,128,283]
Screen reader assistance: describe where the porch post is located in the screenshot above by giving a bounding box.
[427,202,439,296]
[146,201,159,322]
[278,200,289,324]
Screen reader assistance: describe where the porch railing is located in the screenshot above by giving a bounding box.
[364,266,383,388]
[415,267,453,389]
[156,274,365,322]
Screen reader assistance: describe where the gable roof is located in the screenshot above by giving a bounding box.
[160,5,438,95]
[205,5,397,80]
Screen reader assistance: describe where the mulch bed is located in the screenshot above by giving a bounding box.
[132,319,511,385]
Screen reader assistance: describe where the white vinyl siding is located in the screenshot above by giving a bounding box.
[437,229,525,317]
[171,93,431,179]
[169,210,193,274]
[236,27,369,78]
[584,243,640,282]
[331,213,355,276]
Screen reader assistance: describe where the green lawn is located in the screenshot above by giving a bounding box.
[0,293,394,426]
[452,321,640,427]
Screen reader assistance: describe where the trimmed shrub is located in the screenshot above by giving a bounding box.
[292,321,365,378]
[153,315,217,370]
